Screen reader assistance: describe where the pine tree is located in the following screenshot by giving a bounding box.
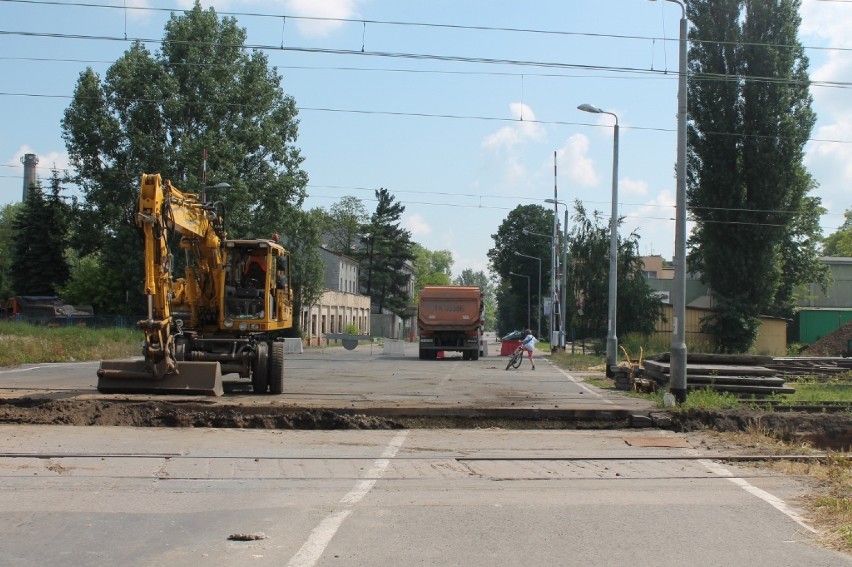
[10,169,71,296]
[360,189,416,318]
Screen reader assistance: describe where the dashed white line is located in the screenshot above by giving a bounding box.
[550,362,612,403]
[286,429,409,567]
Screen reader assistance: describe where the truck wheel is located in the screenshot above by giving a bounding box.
[419,347,427,360]
[471,349,479,361]
[252,342,269,394]
[268,341,285,394]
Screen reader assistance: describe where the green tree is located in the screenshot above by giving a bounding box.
[823,208,852,257]
[284,208,327,336]
[686,0,826,352]
[412,243,453,294]
[454,269,497,331]
[61,1,307,314]
[0,203,23,299]
[565,202,663,341]
[59,252,123,314]
[361,189,416,318]
[10,170,71,297]
[487,204,553,336]
[325,196,368,258]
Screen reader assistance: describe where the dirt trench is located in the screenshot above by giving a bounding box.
[0,398,849,450]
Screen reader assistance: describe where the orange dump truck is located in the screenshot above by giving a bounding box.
[417,285,483,360]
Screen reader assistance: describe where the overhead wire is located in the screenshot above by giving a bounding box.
[0,1,848,234]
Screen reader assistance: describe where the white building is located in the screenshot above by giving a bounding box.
[301,248,371,345]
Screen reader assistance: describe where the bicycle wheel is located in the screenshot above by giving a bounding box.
[510,353,523,369]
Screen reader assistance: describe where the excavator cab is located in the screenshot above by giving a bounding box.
[222,240,293,332]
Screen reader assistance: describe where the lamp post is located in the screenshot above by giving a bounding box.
[578,103,619,377]
[202,182,232,203]
[522,226,557,347]
[545,198,568,350]
[514,252,542,338]
[508,271,531,332]
[650,0,688,404]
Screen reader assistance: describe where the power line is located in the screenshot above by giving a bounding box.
[2,0,850,54]
[0,87,851,146]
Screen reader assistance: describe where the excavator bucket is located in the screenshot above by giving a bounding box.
[97,360,224,396]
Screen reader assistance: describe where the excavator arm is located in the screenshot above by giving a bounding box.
[98,173,227,395]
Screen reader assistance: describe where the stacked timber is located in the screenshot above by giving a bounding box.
[764,357,852,378]
[642,353,796,396]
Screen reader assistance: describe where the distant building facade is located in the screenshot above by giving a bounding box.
[301,248,371,345]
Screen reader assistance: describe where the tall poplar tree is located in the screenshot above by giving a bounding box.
[686,0,827,352]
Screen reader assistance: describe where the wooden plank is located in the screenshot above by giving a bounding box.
[647,353,774,365]
[685,375,787,387]
[642,359,778,376]
[687,383,796,395]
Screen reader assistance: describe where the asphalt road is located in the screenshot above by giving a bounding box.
[0,335,652,414]
[0,337,849,565]
[0,426,848,566]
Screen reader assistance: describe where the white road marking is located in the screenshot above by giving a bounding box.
[700,459,817,534]
[0,362,99,374]
[286,430,409,567]
[550,363,611,403]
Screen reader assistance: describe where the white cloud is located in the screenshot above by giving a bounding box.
[800,0,848,42]
[799,0,852,226]
[284,0,362,37]
[6,146,70,173]
[480,103,547,192]
[556,134,598,187]
[405,212,432,237]
[620,177,648,198]
[482,103,545,151]
[621,190,678,258]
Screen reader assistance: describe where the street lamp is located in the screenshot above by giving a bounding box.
[545,198,568,350]
[201,182,232,202]
[651,0,688,404]
[522,225,558,346]
[514,251,542,338]
[508,272,531,332]
[578,102,619,377]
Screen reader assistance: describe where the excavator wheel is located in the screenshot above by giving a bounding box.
[268,341,285,395]
[251,342,269,394]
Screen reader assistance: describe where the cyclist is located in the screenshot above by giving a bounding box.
[514,329,538,370]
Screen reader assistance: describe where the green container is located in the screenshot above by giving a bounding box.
[796,308,852,344]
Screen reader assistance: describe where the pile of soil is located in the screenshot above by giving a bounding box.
[800,321,852,357]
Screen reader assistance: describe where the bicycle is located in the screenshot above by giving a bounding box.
[505,346,524,370]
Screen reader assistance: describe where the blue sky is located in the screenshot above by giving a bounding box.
[1,0,850,279]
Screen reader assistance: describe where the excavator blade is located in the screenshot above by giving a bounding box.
[97,360,224,396]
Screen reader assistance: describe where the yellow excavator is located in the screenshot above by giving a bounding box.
[97,173,294,396]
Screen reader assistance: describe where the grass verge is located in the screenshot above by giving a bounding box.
[548,353,851,553]
[0,322,141,366]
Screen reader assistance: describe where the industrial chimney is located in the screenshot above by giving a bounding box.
[21,153,39,201]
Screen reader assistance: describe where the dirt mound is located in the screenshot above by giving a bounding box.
[801,321,852,357]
